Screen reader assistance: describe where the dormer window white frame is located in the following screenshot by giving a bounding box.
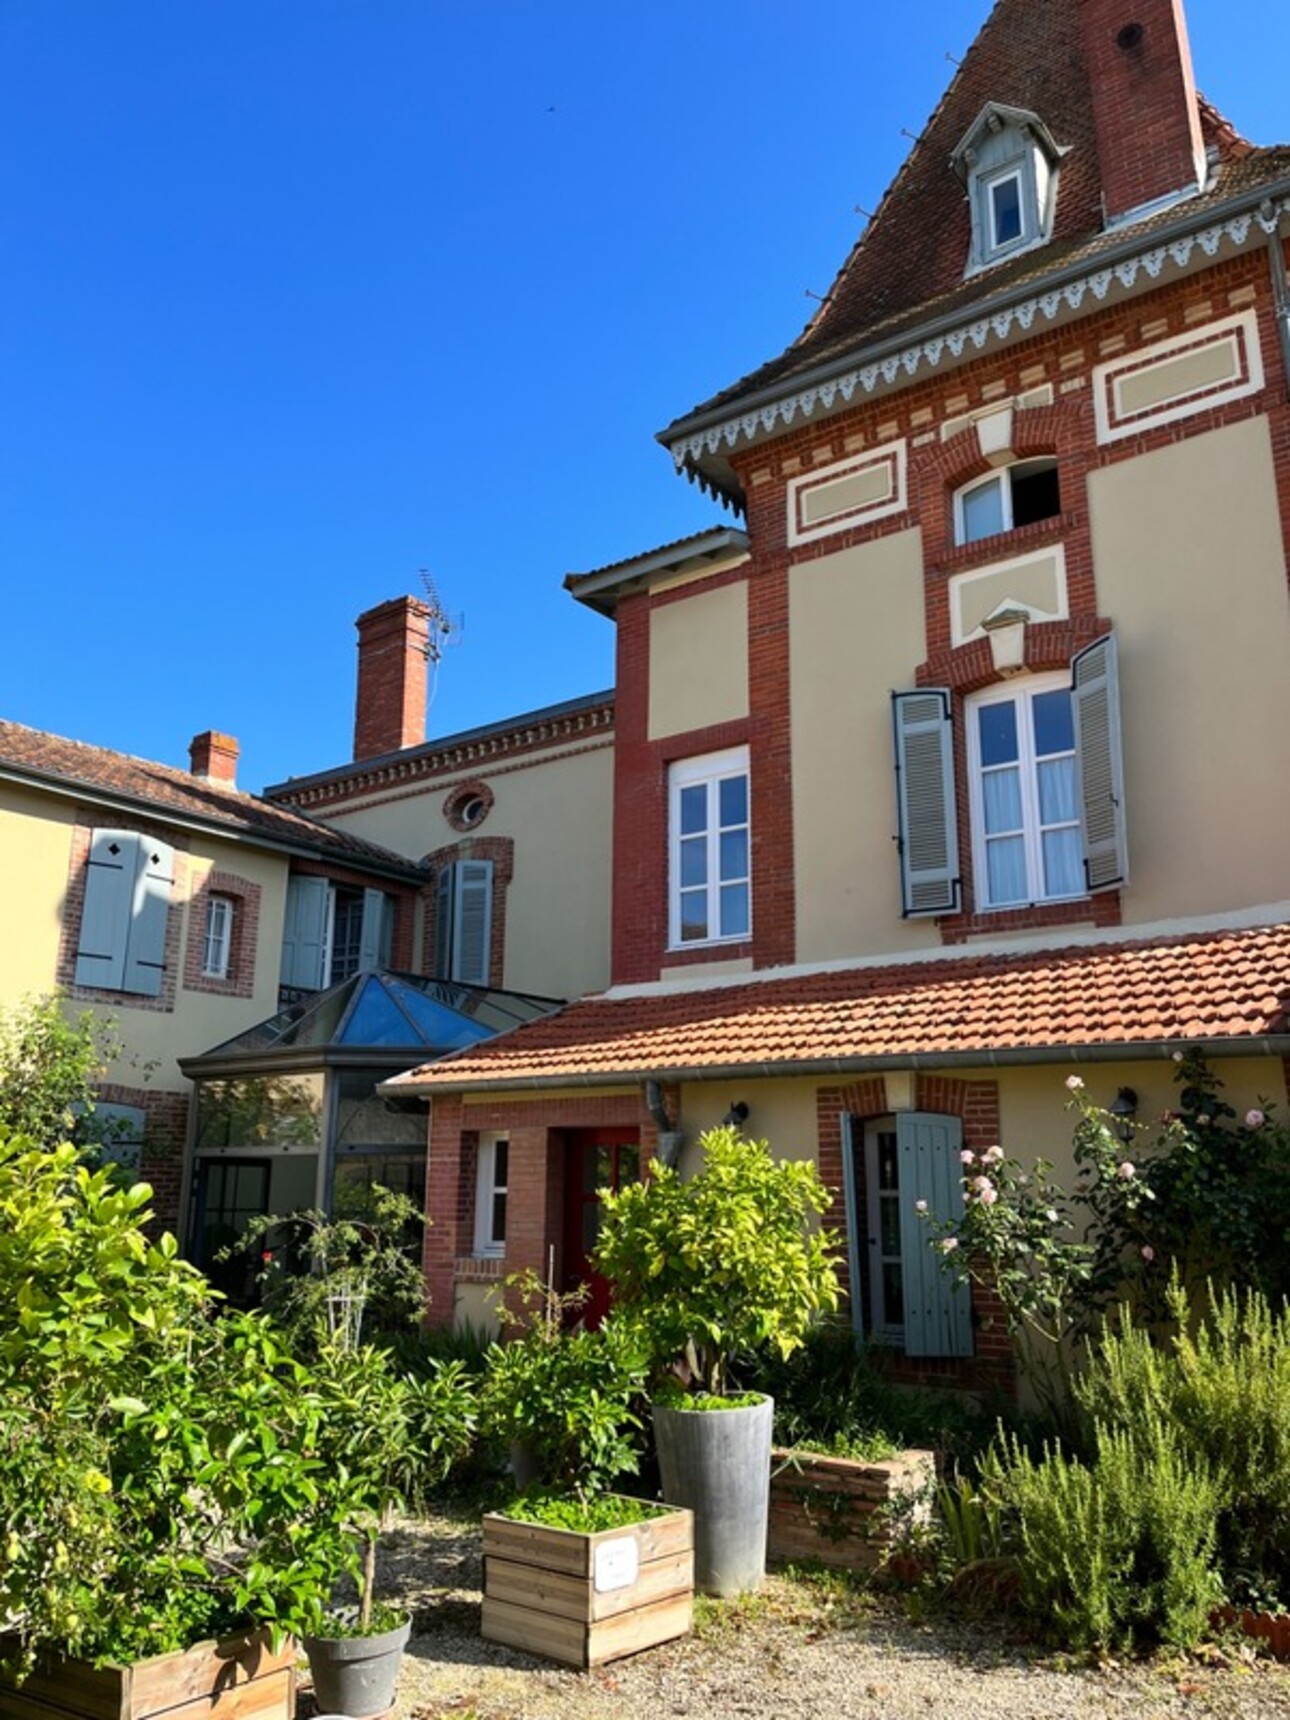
[952,103,1064,277]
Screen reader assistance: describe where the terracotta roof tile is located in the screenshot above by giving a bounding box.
[0,720,421,877]
[392,923,1290,1091]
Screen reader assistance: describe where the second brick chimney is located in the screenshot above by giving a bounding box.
[353,596,431,762]
[189,730,240,787]
[1080,0,1207,224]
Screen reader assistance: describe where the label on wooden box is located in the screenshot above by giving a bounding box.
[593,1535,640,1593]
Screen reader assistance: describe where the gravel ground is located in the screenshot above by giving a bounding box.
[300,1509,1290,1720]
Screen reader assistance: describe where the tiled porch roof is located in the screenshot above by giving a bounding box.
[387,921,1290,1093]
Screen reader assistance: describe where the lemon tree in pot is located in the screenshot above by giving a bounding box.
[593,1125,842,1595]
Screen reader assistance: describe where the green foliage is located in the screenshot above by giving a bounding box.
[481,1271,649,1501]
[592,1126,842,1395]
[0,993,128,1152]
[498,1489,670,1533]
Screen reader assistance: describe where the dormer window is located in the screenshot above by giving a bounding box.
[954,458,1060,546]
[952,103,1064,275]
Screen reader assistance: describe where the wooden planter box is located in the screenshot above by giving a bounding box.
[0,1629,296,1720]
[767,1447,935,1572]
[481,1500,693,1669]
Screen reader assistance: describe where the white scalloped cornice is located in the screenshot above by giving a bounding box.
[670,201,1289,470]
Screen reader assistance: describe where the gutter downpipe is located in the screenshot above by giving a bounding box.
[1263,205,1290,391]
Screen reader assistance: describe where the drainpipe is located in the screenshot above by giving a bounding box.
[1262,201,1290,391]
[644,1079,684,1168]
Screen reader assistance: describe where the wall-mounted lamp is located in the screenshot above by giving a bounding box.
[722,1101,750,1128]
[1109,1086,1138,1146]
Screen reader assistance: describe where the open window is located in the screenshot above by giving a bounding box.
[954,458,1060,546]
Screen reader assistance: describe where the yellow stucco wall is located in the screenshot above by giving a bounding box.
[0,784,76,1005]
[788,528,941,963]
[647,582,750,741]
[1089,415,1290,922]
[318,740,614,1001]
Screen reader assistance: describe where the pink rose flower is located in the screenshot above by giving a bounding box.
[960,1149,976,1166]
[1141,1245,1155,1262]
[982,1145,1004,1164]
[941,1237,958,1253]
[1246,1109,1266,1130]
[977,1184,999,1206]
[1118,1161,1135,1180]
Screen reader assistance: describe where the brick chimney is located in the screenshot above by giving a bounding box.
[353,596,431,761]
[1080,0,1206,223]
[189,730,239,787]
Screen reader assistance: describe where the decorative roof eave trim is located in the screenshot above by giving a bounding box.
[665,182,1290,474]
[565,528,751,616]
[385,1032,1290,1095]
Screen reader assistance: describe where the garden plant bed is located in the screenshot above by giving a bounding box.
[767,1446,935,1571]
[0,1630,296,1720]
[480,1501,694,1668]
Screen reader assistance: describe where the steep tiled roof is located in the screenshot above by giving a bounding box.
[0,720,422,877]
[389,922,1290,1091]
[660,0,1284,453]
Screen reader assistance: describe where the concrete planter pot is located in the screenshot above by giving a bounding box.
[0,1628,296,1720]
[302,1613,410,1719]
[653,1393,774,1596]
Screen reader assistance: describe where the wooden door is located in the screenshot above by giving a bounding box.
[562,1129,640,1327]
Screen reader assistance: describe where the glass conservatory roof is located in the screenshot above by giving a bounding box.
[188,971,562,1068]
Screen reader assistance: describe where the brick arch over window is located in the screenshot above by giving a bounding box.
[815,1073,1015,1395]
[183,870,262,998]
[422,836,515,988]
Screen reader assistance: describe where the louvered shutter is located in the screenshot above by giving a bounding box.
[1072,634,1128,893]
[892,690,961,916]
[434,865,456,979]
[839,1114,866,1338]
[75,830,138,989]
[896,1113,973,1359]
[358,888,388,972]
[280,875,329,990]
[454,861,493,985]
[93,1101,146,1178]
[121,838,175,996]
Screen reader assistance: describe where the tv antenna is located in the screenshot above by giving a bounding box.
[418,570,465,710]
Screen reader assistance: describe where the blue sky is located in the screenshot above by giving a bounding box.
[2,1,1286,793]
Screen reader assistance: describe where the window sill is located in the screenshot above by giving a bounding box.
[938,892,1121,945]
[455,1254,506,1284]
[664,938,754,967]
[931,511,1076,579]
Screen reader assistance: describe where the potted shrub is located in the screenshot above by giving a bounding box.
[0,1129,343,1719]
[593,1125,842,1595]
[301,1337,476,1717]
[478,1270,694,1667]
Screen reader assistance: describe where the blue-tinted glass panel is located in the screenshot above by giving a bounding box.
[1037,757,1077,825]
[680,836,707,888]
[991,173,1023,245]
[1042,828,1084,898]
[679,783,707,837]
[718,774,748,828]
[961,477,1006,543]
[978,700,1018,767]
[719,829,748,883]
[718,883,750,938]
[1033,689,1074,758]
[986,835,1028,904]
[680,892,708,941]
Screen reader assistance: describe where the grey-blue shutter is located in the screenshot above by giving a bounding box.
[839,1114,865,1339]
[93,1101,146,1178]
[358,888,388,972]
[892,690,961,916]
[121,838,175,996]
[455,861,493,985]
[1072,634,1128,893]
[75,830,138,989]
[896,1112,973,1359]
[280,875,329,990]
[434,865,456,979]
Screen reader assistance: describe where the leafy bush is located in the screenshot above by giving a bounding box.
[0,993,129,1152]
[593,1126,841,1395]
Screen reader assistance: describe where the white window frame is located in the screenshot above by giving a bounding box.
[953,457,1059,547]
[668,745,751,950]
[473,1134,508,1257]
[986,164,1025,252]
[966,671,1085,912]
[202,895,234,979]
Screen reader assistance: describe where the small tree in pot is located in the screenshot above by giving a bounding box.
[593,1125,842,1594]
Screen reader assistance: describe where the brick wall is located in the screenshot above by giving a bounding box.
[99,1080,190,1238]
[182,869,262,999]
[423,836,515,987]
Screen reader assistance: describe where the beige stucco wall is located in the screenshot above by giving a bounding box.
[647,582,749,741]
[454,1281,501,1339]
[1089,415,1290,922]
[318,740,614,1001]
[788,528,941,963]
[0,783,76,1006]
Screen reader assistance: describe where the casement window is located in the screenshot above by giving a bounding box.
[954,459,1060,546]
[202,895,234,979]
[893,636,1128,917]
[74,830,175,996]
[954,105,1061,275]
[435,860,493,985]
[840,1112,972,1358]
[473,1135,508,1256]
[279,877,393,993]
[91,1101,146,1179]
[669,747,751,947]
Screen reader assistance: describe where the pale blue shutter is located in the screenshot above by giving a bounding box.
[75,830,138,989]
[434,865,456,979]
[896,1112,973,1359]
[1072,635,1128,893]
[280,875,329,990]
[358,889,388,972]
[892,690,961,916]
[121,838,175,997]
[455,861,493,985]
[93,1101,146,1179]
[839,1114,865,1338]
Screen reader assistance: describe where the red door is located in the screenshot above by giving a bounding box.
[563,1129,640,1327]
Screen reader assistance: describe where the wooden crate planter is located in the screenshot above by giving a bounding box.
[481,1502,694,1668]
[767,1447,935,1572]
[0,1629,296,1720]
